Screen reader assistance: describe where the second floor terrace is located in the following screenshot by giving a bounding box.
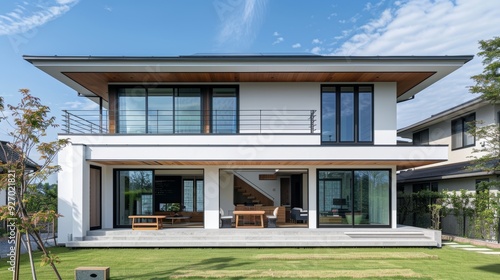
[62,109,317,135]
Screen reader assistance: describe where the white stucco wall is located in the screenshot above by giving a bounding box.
[239,82,397,144]
[374,83,397,145]
[58,143,89,243]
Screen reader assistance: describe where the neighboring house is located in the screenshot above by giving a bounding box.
[0,140,39,228]
[24,54,472,247]
[397,97,500,235]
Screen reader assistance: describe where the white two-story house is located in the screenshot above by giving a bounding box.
[398,97,499,235]
[24,54,472,247]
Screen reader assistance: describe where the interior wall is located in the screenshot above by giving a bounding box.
[219,170,234,214]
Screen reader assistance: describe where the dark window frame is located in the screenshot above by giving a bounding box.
[413,129,429,145]
[316,169,391,228]
[114,85,239,134]
[451,113,475,150]
[113,169,155,228]
[321,85,374,145]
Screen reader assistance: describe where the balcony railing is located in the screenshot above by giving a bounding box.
[62,109,317,134]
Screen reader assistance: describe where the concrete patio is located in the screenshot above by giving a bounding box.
[65,225,441,248]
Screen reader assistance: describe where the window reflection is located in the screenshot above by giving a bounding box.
[321,85,373,144]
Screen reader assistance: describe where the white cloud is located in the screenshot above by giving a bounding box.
[311,46,322,54]
[216,0,268,49]
[312,38,323,44]
[331,0,500,128]
[273,31,280,36]
[292,43,301,48]
[0,0,79,36]
[327,12,337,20]
[272,36,284,45]
[63,100,98,110]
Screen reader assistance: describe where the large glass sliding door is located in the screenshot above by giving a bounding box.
[118,88,146,134]
[116,86,237,134]
[318,169,390,227]
[212,87,237,133]
[148,88,173,134]
[175,88,201,133]
[114,170,154,227]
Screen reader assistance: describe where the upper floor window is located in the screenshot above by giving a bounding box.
[451,113,475,149]
[413,129,429,145]
[321,85,373,144]
[116,86,238,134]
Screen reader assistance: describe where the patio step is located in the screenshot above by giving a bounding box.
[65,227,441,248]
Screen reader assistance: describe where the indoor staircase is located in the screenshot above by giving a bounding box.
[234,176,273,206]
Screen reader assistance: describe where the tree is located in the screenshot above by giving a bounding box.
[0,89,69,280]
[468,36,500,185]
[468,37,500,242]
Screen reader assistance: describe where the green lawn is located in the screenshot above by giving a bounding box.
[1,245,499,279]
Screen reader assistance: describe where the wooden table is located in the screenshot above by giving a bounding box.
[233,210,265,228]
[129,215,166,230]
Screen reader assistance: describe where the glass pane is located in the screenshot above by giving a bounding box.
[354,170,390,226]
[358,89,373,142]
[196,180,204,212]
[115,170,153,226]
[175,88,201,133]
[451,119,463,148]
[212,88,237,133]
[340,87,354,142]
[148,88,173,134]
[464,114,475,146]
[318,171,352,226]
[321,90,336,142]
[183,180,194,212]
[118,88,146,134]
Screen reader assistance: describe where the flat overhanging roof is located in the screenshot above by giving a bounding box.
[24,54,473,103]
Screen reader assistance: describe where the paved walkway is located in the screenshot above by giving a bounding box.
[443,241,500,255]
[0,233,56,258]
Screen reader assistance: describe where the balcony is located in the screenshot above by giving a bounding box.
[62,109,317,135]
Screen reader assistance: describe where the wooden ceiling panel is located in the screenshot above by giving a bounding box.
[64,71,435,101]
[89,159,439,170]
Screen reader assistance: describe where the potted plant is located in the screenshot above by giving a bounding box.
[167,203,182,216]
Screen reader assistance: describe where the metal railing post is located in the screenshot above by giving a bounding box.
[310,110,316,133]
[259,110,262,133]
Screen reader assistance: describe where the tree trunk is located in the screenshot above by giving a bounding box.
[24,232,37,280]
[13,230,21,280]
[31,230,62,280]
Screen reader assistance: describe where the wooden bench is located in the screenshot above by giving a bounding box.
[129,215,166,230]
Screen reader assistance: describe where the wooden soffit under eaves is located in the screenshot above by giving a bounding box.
[63,71,435,101]
[87,159,441,171]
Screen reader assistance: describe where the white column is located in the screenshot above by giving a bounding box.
[57,143,85,243]
[308,168,317,229]
[101,166,114,229]
[391,167,397,228]
[70,144,87,241]
[204,166,220,229]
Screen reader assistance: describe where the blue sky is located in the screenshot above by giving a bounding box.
[1,0,500,142]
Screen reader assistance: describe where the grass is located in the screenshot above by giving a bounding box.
[0,245,499,279]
